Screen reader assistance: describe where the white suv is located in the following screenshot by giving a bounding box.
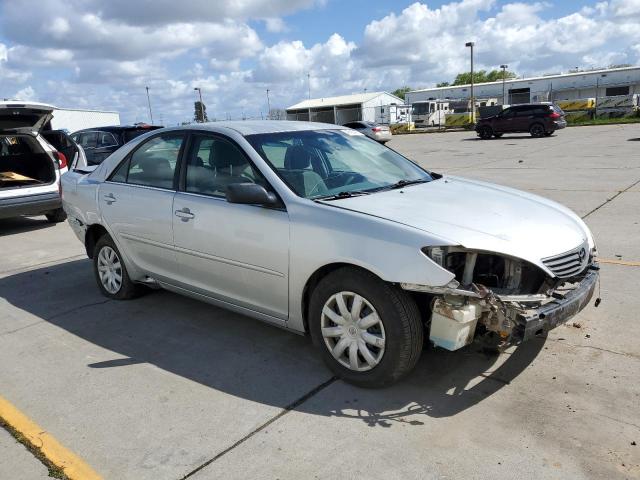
[0,102,69,222]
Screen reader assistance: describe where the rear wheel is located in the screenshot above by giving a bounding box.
[93,235,144,300]
[309,267,423,388]
[45,208,67,223]
[544,131,553,137]
[529,123,545,137]
[478,126,493,139]
[493,133,503,138]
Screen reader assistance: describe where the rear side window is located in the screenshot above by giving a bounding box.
[97,132,118,148]
[78,132,97,148]
[109,133,184,189]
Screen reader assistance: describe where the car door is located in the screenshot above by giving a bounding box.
[496,107,516,132]
[98,132,185,282]
[172,133,289,321]
[513,106,534,132]
[92,131,119,164]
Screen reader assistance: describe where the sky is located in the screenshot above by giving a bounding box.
[1,0,639,125]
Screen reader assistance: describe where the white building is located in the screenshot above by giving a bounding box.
[49,107,120,133]
[286,91,404,125]
[406,66,640,106]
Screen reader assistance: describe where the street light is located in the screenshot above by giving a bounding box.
[266,89,271,120]
[145,86,154,124]
[500,64,508,105]
[465,41,475,122]
[194,87,204,122]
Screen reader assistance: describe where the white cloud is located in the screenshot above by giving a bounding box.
[13,86,37,101]
[264,17,288,33]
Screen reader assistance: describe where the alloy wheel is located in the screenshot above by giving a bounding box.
[97,246,123,294]
[320,291,386,372]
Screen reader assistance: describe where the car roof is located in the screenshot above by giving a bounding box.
[175,120,341,136]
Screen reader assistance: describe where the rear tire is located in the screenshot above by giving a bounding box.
[478,126,493,139]
[544,131,553,137]
[309,267,423,388]
[45,208,67,223]
[93,235,144,300]
[529,123,545,137]
[493,133,503,138]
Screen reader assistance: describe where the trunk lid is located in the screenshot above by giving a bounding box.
[0,102,55,135]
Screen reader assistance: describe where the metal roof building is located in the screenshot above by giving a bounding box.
[406,66,640,106]
[286,91,404,124]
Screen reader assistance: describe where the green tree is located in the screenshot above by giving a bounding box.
[194,101,208,122]
[436,81,450,87]
[392,86,412,100]
[444,69,517,86]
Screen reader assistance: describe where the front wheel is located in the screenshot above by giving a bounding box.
[309,267,423,388]
[45,208,67,223]
[478,126,493,139]
[493,133,503,138]
[529,123,545,137]
[544,131,553,137]
[93,235,144,300]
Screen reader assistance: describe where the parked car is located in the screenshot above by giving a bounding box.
[475,103,567,139]
[342,121,392,143]
[41,128,88,170]
[62,121,598,387]
[0,101,69,222]
[71,124,162,165]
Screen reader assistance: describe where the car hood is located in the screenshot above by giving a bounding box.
[320,176,590,268]
[0,102,54,134]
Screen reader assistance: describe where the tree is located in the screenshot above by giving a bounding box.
[436,81,450,87]
[442,69,517,86]
[392,86,412,100]
[194,101,208,122]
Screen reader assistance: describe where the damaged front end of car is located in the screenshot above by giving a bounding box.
[401,246,599,351]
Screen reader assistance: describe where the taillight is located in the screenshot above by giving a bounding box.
[549,112,561,119]
[55,151,68,169]
[372,127,382,132]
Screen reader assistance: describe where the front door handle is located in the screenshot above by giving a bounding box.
[103,193,116,204]
[175,207,195,221]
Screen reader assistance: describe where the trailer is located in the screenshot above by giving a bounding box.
[411,100,450,127]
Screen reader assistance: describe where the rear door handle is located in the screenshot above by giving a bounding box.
[175,208,195,221]
[103,193,116,204]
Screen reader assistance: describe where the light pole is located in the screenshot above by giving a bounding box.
[307,72,311,100]
[465,42,475,122]
[194,87,204,122]
[145,86,154,124]
[500,64,508,105]
[266,89,271,120]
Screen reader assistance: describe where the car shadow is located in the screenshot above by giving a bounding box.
[0,216,54,236]
[0,259,544,427]
[628,138,640,141]
[462,135,551,141]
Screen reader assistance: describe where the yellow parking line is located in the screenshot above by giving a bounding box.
[599,258,640,267]
[0,395,102,480]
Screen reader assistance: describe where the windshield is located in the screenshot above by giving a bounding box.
[246,129,432,199]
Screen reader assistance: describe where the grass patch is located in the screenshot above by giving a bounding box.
[0,417,69,479]
[567,116,640,127]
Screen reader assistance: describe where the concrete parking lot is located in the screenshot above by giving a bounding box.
[1,124,639,479]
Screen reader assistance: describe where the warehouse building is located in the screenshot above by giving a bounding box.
[286,91,404,125]
[49,107,120,132]
[406,66,640,106]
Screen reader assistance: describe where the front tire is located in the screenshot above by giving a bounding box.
[478,126,493,139]
[493,133,503,138]
[93,235,144,300]
[45,208,67,223]
[309,267,423,388]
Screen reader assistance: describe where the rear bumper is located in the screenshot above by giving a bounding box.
[0,192,61,219]
[512,268,598,342]
[372,132,392,142]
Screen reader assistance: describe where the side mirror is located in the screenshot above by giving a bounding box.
[226,183,279,206]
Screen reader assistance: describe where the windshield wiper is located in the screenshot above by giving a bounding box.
[376,179,430,191]
[314,190,370,201]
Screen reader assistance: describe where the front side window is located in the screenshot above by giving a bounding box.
[79,132,98,148]
[184,135,267,197]
[247,130,432,199]
[97,131,118,148]
[110,133,183,189]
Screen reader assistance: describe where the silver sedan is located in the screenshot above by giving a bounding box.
[342,121,392,143]
[62,121,598,387]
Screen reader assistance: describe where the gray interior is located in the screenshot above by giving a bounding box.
[0,135,55,189]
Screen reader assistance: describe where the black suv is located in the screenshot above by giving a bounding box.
[475,103,566,139]
[71,124,162,165]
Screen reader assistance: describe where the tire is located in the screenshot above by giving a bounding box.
[493,133,503,138]
[93,234,144,300]
[478,126,493,140]
[529,123,545,137]
[45,208,67,223]
[544,131,553,137]
[309,267,423,388]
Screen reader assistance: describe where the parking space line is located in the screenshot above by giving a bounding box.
[581,177,640,219]
[598,258,640,267]
[0,395,102,480]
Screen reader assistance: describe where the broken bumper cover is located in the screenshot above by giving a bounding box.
[511,268,598,342]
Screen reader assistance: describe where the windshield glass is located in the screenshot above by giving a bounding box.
[246,129,432,199]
